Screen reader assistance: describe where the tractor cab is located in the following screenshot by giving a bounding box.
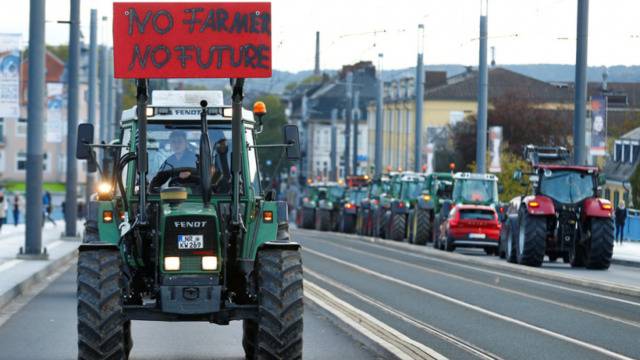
[452,172,499,206]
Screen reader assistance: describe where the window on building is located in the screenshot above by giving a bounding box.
[624,143,631,163]
[0,150,4,172]
[633,143,640,163]
[16,118,27,136]
[615,142,622,162]
[0,118,4,143]
[613,191,620,208]
[16,152,48,171]
[623,191,629,205]
[604,188,611,200]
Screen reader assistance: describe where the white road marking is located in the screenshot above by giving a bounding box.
[310,238,640,330]
[305,280,447,360]
[302,230,640,308]
[305,247,636,360]
[306,268,502,360]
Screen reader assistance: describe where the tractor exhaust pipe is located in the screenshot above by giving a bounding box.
[199,100,212,207]
[135,79,149,224]
[230,78,245,227]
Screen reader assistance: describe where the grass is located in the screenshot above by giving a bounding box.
[2,182,66,193]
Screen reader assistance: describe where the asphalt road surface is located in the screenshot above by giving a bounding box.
[0,264,376,360]
[297,228,640,360]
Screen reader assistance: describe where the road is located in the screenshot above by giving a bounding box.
[0,263,376,360]
[297,228,640,360]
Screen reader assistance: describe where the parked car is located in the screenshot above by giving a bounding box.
[436,204,502,254]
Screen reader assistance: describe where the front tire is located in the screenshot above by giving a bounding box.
[414,210,432,245]
[342,214,356,233]
[301,208,314,229]
[252,249,304,359]
[316,210,331,231]
[516,210,546,267]
[77,249,127,360]
[585,217,614,270]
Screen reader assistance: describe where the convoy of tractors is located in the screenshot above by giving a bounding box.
[298,145,615,271]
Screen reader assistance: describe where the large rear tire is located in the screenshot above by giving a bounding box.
[506,219,518,263]
[316,209,331,231]
[516,211,546,267]
[301,208,314,229]
[253,249,304,360]
[77,249,128,360]
[414,210,432,246]
[389,214,406,241]
[342,214,356,233]
[585,217,614,270]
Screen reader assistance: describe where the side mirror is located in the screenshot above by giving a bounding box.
[598,173,606,186]
[76,123,94,160]
[512,169,522,181]
[283,124,301,161]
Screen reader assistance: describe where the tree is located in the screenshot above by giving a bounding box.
[450,92,572,169]
[255,94,289,185]
[469,151,531,202]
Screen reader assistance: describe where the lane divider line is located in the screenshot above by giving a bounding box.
[305,280,447,360]
[306,268,502,360]
[304,247,636,360]
[306,238,640,330]
[299,230,640,308]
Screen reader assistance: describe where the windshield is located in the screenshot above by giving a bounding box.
[401,180,424,199]
[453,179,498,203]
[370,181,390,197]
[145,123,234,194]
[345,189,368,205]
[539,170,594,203]
[436,179,453,199]
[329,186,345,199]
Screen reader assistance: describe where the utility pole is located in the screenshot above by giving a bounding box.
[99,44,108,143]
[85,9,97,209]
[330,108,338,181]
[344,71,353,177]
[106,48,114,140]
[314,31,320,75]
[22,0,47,258]
[414,24,425,172]
[573,0,589,165]
[64,0,80,238]
[352,90,360,175]
[476,1,489,173]
[375,54,384,177]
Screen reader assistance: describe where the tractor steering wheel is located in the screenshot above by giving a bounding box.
[150,167,201,193]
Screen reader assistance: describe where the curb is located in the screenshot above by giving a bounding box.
[297,229,640,299]
[0,248,78,311]
[611,258,640,268]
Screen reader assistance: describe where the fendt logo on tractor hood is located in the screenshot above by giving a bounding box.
[174,221,207,228]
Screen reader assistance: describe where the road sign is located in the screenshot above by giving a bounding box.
[113,2,272,79]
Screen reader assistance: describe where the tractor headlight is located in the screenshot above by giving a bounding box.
[97,182,113,201]
[201,256,217,270]
[164,257,180,271]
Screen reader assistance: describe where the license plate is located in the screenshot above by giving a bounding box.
[469,233,486,239]
[178,235,204,249]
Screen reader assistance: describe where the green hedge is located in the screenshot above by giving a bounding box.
[2,182,66,193]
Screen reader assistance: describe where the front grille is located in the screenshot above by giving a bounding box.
[164,215,218,258]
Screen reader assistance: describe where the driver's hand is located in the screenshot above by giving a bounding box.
[178,171,191,179]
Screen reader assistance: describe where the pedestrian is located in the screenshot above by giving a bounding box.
[615,200,628,245]
[0,191,6,232]
[42,191,56,227]
[12,193,20,226]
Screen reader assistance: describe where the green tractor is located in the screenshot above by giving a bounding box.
[383,173,426,241]
[75,81,303,359]
[314,182,345,232]
[433,172,501,249]
[407,172,454,245]
[299,183,321,229]
[356,174,391,236]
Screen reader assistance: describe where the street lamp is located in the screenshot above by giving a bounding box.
[417,24,425,55]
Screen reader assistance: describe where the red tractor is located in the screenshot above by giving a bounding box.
[507,145,614,269]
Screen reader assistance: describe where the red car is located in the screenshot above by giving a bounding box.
[435,204,501,254]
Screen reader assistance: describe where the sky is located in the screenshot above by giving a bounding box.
[1,0,639,72]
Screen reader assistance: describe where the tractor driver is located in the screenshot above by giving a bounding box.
[150,130,198,190]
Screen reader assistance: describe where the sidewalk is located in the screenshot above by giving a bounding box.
[0,222,81,310]
[613,240,640,266]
